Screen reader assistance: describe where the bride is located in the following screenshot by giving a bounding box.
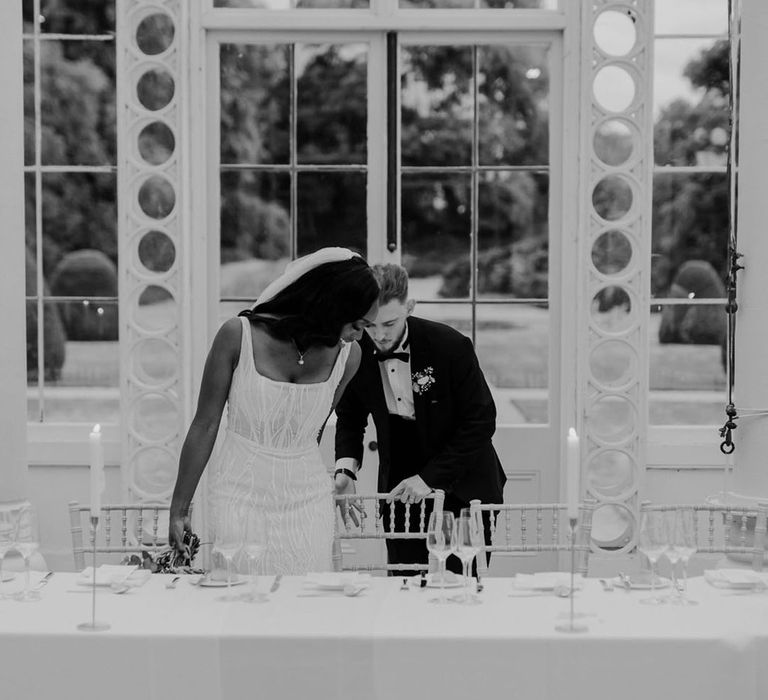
[168,248,379,574]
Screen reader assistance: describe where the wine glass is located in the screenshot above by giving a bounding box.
[242,506,268,603]
[212,516,242,602]
[426,510,455,604]
[14,505,41,603]
[454,508,483,604]
[663,511,682,603]
[0,506,20,599]
[638,509,668,605]
[671,508,698,606]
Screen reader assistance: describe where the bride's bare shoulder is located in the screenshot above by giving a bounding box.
[213,317,246,351]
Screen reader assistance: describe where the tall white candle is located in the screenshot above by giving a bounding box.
[566,427,580,521]
[89,424,105,519]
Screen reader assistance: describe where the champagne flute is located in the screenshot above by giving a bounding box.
[638,509,667,605]
[426,511,455,604]
[14,505,41,603]
[454,508,483,604]
[212,517,242,602]
[672,508,699,606]
[242,506,267,603]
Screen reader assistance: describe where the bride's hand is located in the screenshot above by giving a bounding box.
[169,512,191,554]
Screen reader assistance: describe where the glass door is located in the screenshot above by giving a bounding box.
[208,28,565,573]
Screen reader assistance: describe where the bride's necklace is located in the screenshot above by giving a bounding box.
[291,338,307,366]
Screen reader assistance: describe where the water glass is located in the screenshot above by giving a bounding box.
[0,506,20,599]
[242,506,268,603]
[212,517,242,602]
[426,511,455,604]
[14,505,41,603]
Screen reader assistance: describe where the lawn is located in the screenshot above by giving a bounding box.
[31,290,728,426]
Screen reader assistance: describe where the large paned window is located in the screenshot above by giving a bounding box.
[215,31,557,428]
[23,1,119,426]
[650,0,730,426]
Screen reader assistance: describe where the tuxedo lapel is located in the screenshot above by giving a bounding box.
[406,318,432,448]
[358,334,389,421]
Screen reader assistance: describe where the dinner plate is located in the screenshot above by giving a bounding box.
[512,572,583,592]
[704,569,768,590]
[304,573,370,591]
[612,573,671,590]
[77,565,140,587]
[409,572,465,589]
[197,576,247,588]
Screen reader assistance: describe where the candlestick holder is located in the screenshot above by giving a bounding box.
[77,515,110,632]
[555,516,588,634]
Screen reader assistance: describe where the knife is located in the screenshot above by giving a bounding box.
[269,574,283,593]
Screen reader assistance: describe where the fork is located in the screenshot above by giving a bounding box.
[32,571,54,592]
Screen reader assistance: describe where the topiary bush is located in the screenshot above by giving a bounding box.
[658,259,726,346]
[25,247,66,381]
[49,249,119,341]
[438,240,549,299]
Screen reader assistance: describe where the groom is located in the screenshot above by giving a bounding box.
[334,264,506,574]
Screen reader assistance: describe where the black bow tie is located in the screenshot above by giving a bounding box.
[376,351,410,363]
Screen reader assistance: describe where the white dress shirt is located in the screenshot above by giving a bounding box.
[377,327,415,420]
[334,329,415,476]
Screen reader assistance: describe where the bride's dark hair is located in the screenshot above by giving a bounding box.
[238,256,378,350]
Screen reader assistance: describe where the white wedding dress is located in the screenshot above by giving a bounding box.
[208,317,349,575]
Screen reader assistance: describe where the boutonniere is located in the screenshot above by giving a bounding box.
[411,366,436,395]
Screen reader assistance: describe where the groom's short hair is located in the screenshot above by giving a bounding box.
[372,264,409,305]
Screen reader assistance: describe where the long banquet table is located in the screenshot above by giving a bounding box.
[2,572,767,700]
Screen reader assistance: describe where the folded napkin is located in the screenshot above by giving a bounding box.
[303,572,371,591]
[512,572,583,591]
[77,565,139,587]
[704,568,768,589]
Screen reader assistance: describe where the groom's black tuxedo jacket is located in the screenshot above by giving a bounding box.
[334,316,506,504]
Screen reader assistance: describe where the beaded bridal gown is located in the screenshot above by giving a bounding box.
[208,317,350,575]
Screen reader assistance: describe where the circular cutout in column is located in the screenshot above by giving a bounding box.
[589,340,636,388]
[131,446,177,499]
[137,69,175,111]
[594,10,637,57]
[130,393,179,443]
[136,13,175,56]
[594,119,635,167]
[135,285,176,333]
[138,121,175,166]
[592,229,633,274]
[591,286,634,333]
[131,337,177,385]
[591,503,634,551]
[592,175,633,221]
[593,65,636,113]
[138,175,176,219]
[587,394,637,443]
[587,449,636,498]
[138,230,176,273]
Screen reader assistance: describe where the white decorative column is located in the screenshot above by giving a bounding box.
[117,0,187,508]
[726,0,768,503]
[0,0,29,504]
[578,0,653,555]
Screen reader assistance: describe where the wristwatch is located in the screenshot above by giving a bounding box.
[334,467,357,481]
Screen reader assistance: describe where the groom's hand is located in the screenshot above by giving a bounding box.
[335,473,364,527]
[387,475,432,504]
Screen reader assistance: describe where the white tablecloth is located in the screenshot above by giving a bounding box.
[1,572,767,700]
